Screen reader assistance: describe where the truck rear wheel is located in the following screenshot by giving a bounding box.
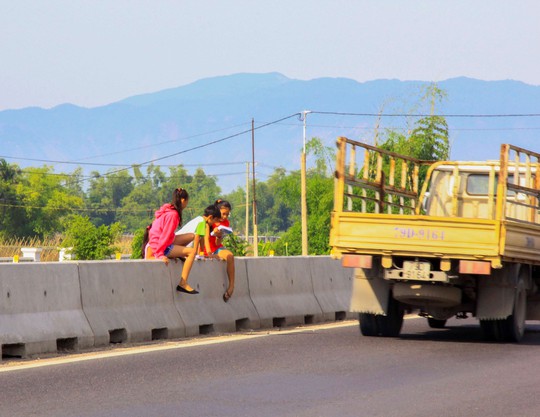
[376,295,404,337]
[480,276,526,342]
[359,313,378,336]
[358,295,404,337]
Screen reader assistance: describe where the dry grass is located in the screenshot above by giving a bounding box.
[0,235,134,262]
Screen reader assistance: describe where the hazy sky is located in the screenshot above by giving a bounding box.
[2,0,539,111]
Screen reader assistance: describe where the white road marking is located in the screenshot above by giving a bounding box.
[0,321,359,373]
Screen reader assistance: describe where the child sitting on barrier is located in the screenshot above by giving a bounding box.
[143,187,200,294]
[208,199,236,302]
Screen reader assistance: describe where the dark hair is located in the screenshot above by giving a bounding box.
[215,199,232,210]
[172,187,189,225]
[141,224,151,259]
[204,204,221,219]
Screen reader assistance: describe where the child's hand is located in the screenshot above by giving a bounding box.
[213,229,223,238]
[160,256,170,265]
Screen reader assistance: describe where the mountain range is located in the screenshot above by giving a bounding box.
[1,73,539,192]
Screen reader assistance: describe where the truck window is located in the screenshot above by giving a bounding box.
[466,174,516,196]
[466,174,493,195]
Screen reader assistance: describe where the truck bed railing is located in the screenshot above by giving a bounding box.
[333,137,540,225]
[499,144,540,224]
[334,137,436,215]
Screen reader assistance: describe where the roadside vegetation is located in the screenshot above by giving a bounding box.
[0,85,449,260]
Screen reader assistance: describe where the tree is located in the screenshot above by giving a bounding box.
[61,214,123,260]
[15,166,85,237]
[270,137,335,255]
[117,165,168,232]
[87,170,134,226]
[379,83,450,190]
[380,83,449,161]
[0,159,24,238]
[183,167,221,220]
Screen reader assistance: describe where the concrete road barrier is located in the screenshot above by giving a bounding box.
[168,258,259,337]
[78,260,185,346]
[0,263,94,360]
[0,256,354,359]
[245,257,324,328]
[309,256,355,321]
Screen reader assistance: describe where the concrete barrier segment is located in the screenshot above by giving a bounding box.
[78,260,185,346]
[308,256,355,321]
[0,263,94,360]
[221,257,260,330]
[168,259,241,337]
[245,256,324,328]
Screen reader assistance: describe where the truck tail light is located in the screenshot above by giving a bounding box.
[342,254,373,269]
[459,260,491,275]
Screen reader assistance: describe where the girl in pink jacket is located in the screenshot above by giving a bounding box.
[144,188,199,294]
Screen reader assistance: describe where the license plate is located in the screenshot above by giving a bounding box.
[403,261,431,280]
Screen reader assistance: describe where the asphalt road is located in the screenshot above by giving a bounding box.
[2,316,540,417]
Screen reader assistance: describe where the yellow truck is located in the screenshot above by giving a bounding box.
[330,136,540,342]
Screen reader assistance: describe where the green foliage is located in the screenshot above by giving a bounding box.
[61,214,123,260]
[378,83,450,189]
[131,228,145,259]
[0,159,24,238]
[223,233,250,256]
[15,166,85,237]
[87,170,134,226]
[0,87,451,258]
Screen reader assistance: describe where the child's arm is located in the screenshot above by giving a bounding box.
[204,223,212,255]
[192,234,201,255]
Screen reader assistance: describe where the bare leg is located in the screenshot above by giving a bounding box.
[218,249,235,300]
[174,233,194,247]
[168,245,196,291]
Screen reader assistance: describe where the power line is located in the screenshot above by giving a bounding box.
[259,120,540,132]
[17,168,245,179]
[2,156,249,168]
[67,121,253,163]
[71,113,301,185]
[310,111,540,118]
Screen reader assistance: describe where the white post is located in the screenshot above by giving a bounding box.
[21,247,43,262]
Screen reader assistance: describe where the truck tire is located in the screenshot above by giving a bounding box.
[480,319,502,341]
[359,313,378,336]
[481,276,526,342]
[376,295,404,337]
[358,296,404,337]
[427,318,447,328]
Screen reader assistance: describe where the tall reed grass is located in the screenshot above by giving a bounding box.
[0,235,134,262]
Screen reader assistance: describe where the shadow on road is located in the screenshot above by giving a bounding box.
[396,318,540,345]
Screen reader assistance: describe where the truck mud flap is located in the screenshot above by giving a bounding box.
[476,267,517,320]
[350,268,389,315]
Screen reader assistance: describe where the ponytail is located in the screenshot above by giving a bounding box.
[141,224,151,259]
[215,199,232,210]
[172,187,189,225]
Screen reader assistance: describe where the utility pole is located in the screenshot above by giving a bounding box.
[251,118,258,257]
[300,110,311,256]
[245,161,249,244]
